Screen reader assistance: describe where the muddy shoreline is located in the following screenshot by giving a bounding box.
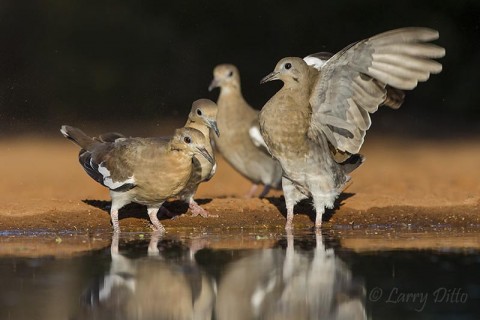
[0,135,479,255]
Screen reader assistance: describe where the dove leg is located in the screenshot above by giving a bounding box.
[147,206,166,233]
[245,184,259,198]
[109,192,132,233]
[312,194,331,228]
[314,206,325,228]
[258,184,272,198]
[314,204,325,229]
[282,177,308,230]
[110,208,120,233]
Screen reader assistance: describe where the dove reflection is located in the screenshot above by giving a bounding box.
[215,232,366,320]
[77,232,215,320]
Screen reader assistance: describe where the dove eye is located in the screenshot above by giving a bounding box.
[196,109,203,116]
[184,136,191,144]
[285,63,292,70]
[228,71,233,77]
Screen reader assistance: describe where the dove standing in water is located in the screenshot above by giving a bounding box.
[61,126,214,233]
[209,64,283,198]
[259,27,445,229]
[178,98,220,217]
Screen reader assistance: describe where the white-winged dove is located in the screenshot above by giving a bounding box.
[209,64,283,198]
[178,98,219,217]
[61,125,214,232]
[259,27,445,229]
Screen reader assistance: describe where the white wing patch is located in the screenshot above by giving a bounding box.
[98,163,135,190]
[211,162,217,175]
[60,125,68,138]
[249,126,269,151]
[303,56,328,70]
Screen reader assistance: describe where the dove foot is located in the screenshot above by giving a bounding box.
[189,200,217,218]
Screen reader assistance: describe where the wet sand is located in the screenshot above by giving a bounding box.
[0,135,479,255]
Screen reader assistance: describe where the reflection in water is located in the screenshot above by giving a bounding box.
[77,232,215,320]
[2,232,479,319]
[215,232,366,320]
[76,232,365,319]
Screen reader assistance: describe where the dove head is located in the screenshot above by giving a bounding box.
[171,128,214,164]
[260,57,309,87]
[188,99,220,137]
[209,64,241,92]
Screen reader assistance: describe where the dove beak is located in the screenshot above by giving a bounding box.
[197,147,214,164]
[208,120,220,137]
[260,71,279,84]
[208,79,219,92]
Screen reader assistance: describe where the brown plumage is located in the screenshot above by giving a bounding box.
[178,99,219,217]
[209,64,283,197]
[259,27,445,229]
[61,125,214,232]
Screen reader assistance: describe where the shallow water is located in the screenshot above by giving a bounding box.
[0,230,479,320]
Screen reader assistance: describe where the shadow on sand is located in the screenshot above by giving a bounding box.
[265,192,356,224]
[82,198,213,223]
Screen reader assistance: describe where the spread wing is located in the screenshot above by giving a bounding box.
[307,27,445,154]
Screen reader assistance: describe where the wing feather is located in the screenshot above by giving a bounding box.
[308,27,445,154]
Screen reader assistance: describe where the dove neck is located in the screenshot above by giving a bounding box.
[219,83,243,99]
[283,80,312,99]
[218,85,255,120]
[185,120,210,138]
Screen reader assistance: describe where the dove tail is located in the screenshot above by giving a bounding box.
[60,125,97,150]
[341,154,365,174]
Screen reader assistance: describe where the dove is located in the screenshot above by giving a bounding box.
[61,125,214,232]
[259,27,445,229]
[178,98,220,217]
[209,64,283,197]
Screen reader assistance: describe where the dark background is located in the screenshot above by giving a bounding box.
[0,0,479,136]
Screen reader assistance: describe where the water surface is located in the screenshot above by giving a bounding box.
[0,229,479,319]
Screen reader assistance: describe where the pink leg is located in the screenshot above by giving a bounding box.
[245,184,258,198]
[147,207,166,233]
[282,177,307,231]
[189,198,218,218]
[110,209,120,233]
[315,207,324,229]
